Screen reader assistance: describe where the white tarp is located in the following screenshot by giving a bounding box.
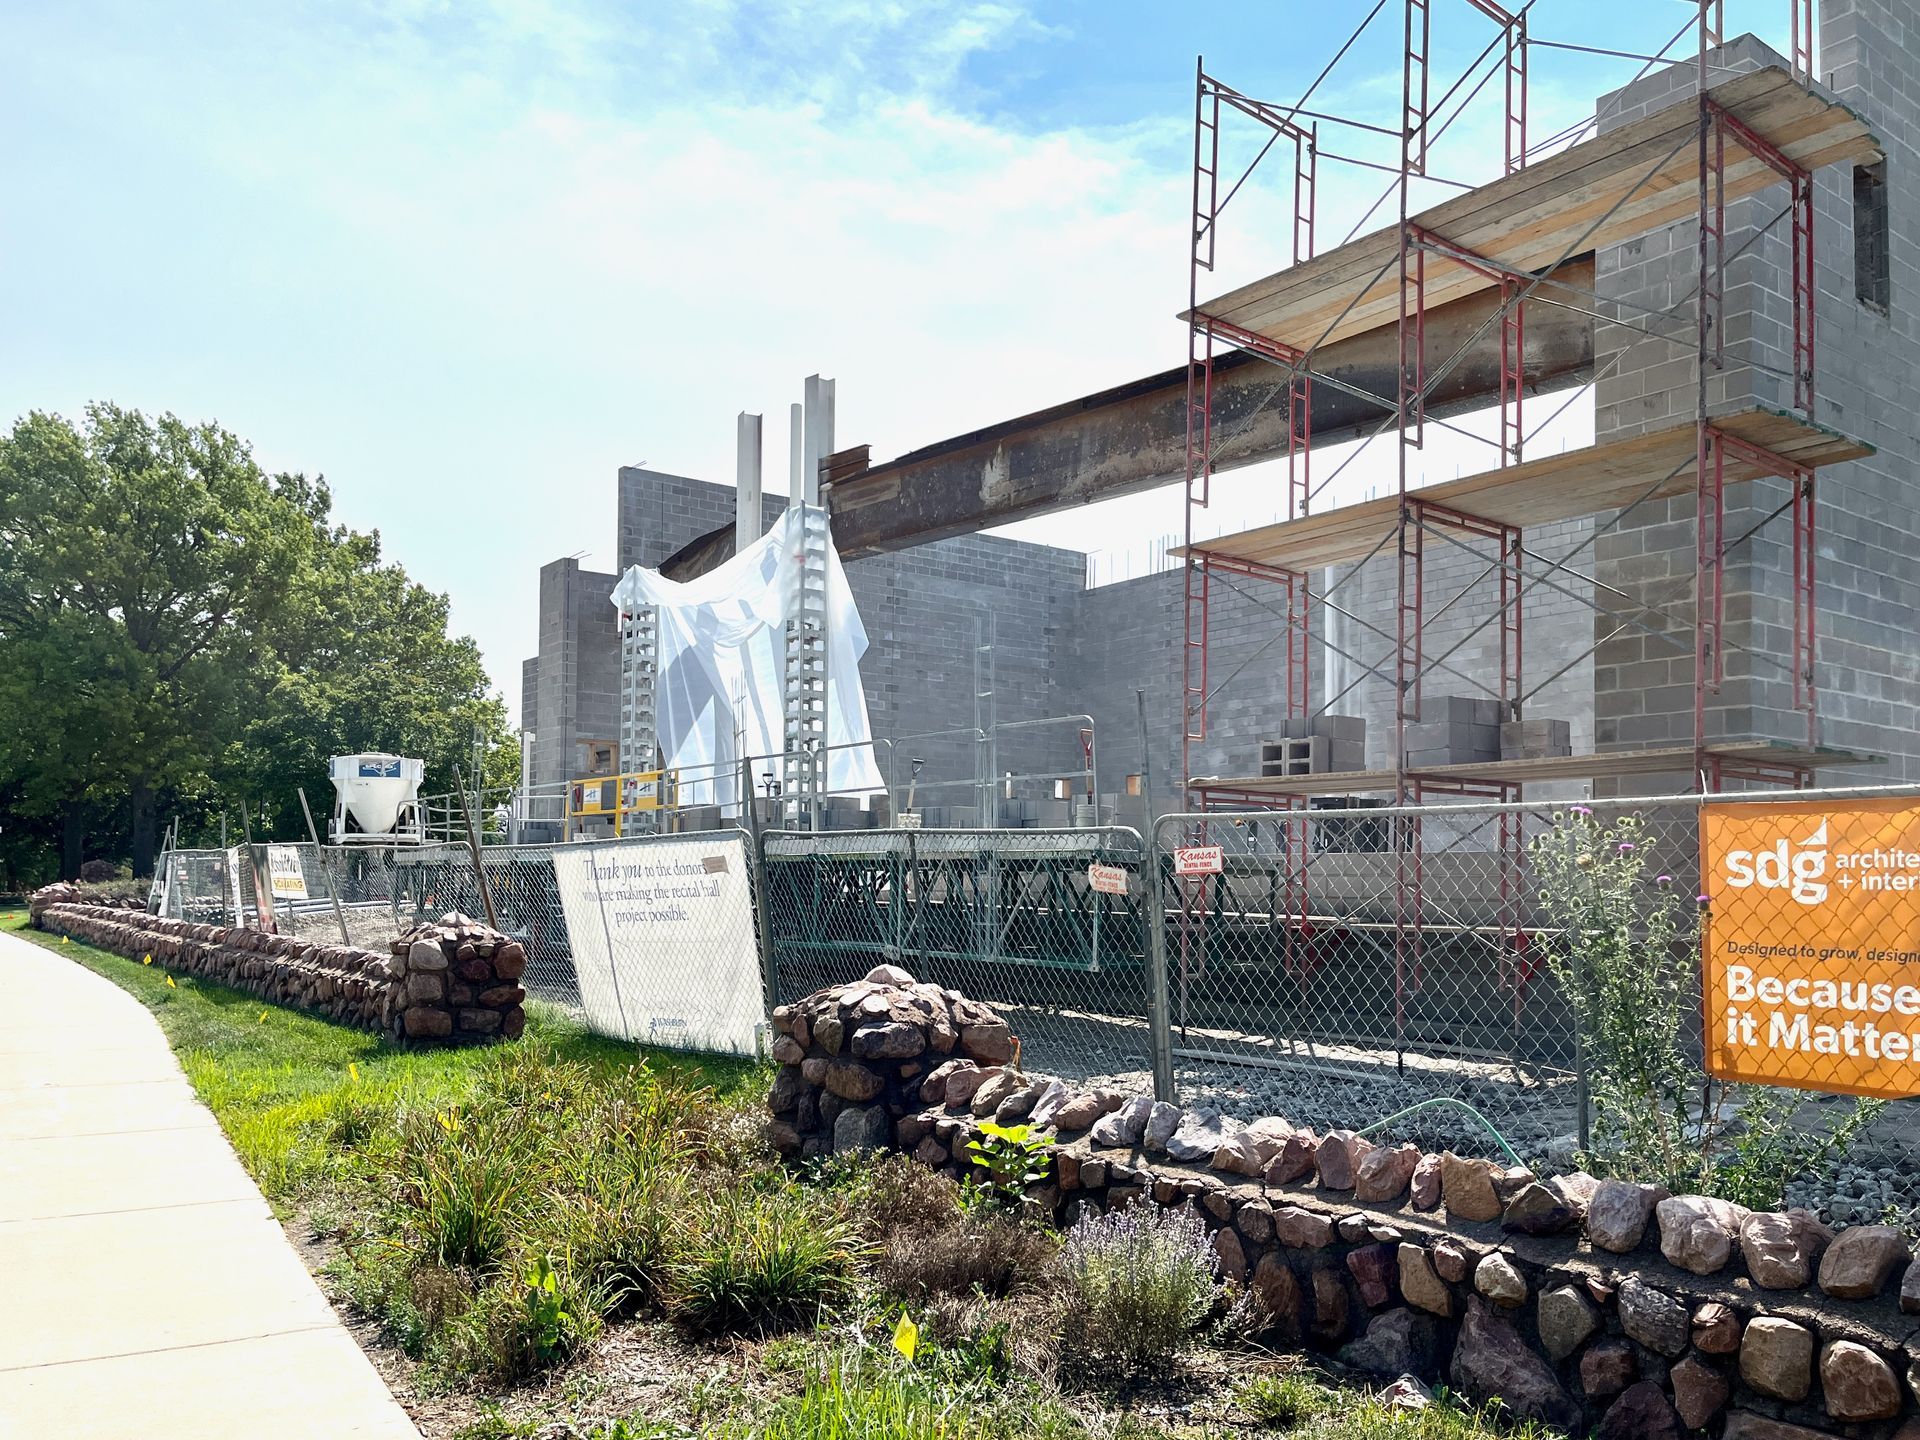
[550,834,765,1056]
[609,505,884,809]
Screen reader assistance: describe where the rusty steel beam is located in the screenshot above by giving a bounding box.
[662,259,1594,577]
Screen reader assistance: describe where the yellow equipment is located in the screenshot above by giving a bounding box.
[567,769,677,837]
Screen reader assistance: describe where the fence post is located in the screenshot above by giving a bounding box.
[1147,819,1177,1102]
[298,788,353,945]
[451,763,500,930]
[753,828,779,1009]
[1561,819,1592,1155]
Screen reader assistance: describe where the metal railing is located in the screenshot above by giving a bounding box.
[760,825,1156,1089]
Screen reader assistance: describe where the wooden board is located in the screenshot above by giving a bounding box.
[1181,408,1870,572]
[1191,742,1878,799]
[1186,67,1882,353]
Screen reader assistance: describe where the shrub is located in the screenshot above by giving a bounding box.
[78,858,125,883]
[873,1212,1061,1303]
[840,1152,967,1238]
[445,1260,604,1381]
[1238,1371,1329,1426]
[1531,808,1881,1206]
[546,1169,686,1315]
[665,1187,862,1334]
[963,1122,1052,1210]
[1058,1204,1220,1377]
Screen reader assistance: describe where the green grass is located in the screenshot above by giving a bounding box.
[7,910,1531,1440]
[1234,1370,1555,1439]
[2,910,755,1201]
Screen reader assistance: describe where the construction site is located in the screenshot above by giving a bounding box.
[152,0,1920,1178]
[527,0,1905,823]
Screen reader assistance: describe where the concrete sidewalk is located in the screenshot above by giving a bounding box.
[0,927,420,1440]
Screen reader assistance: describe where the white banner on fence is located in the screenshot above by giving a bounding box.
[266,845,310,900]
[550,834,764,1057]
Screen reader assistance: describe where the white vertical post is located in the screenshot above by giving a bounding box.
[735,411,763,554]
[802,375,828,504]
[789,403,804,506]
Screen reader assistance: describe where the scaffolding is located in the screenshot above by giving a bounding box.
[1171,0,1880,1022]
[1178,0,1877,810]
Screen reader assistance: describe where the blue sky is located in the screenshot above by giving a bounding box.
[3,1,1805,723]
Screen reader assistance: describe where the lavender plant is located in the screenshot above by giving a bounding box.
[1058,1203,1219,1376]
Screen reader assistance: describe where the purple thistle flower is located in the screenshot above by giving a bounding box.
[1618,841,1636,852]
[1656,873,1672,885]
[1570,805,1592,817]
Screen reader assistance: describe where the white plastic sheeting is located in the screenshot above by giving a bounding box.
[609,505,884,810]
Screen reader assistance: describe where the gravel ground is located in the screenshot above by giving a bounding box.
[1000,1001,1575,1163]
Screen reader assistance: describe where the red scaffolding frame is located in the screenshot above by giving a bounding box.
[1173,0,1861,1066]
[1182,0,1839,814]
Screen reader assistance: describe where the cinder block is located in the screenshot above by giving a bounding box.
[1315,714,1366,742]
[1418,696,1481,725]
[1325,740,1367,773]
[1500,719,1573,759]
[1404,720,1500,759]
[1261,736,1326,777]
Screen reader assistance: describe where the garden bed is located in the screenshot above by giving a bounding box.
[4,912,1531,1440]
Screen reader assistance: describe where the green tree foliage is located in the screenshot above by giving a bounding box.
[0,403,515,882]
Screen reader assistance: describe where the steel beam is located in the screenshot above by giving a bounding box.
[659,260,1594,579]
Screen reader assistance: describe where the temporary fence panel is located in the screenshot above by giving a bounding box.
[547,830,766,1056]
[1155,802,1590,1162]
[1152,787,1920,1189]
[389,831,769,1058]
[760,826,1155,1093]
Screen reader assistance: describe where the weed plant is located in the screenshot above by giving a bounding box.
[1531,807,1879,1207]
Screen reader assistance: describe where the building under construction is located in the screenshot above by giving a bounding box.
[525,0,1914,833]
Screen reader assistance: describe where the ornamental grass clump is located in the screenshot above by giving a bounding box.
[1058,1203,1220,1377]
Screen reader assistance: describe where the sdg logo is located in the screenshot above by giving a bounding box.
[1723,819,1829,905]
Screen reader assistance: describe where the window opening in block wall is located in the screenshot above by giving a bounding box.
[1854,162,1891,313]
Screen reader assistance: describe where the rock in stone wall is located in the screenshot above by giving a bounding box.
[32,893,525,1048]
[767,973,1920,1439]
[28,881,82,926]
[763,963,1023,1162]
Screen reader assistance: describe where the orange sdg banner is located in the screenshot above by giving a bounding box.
[1702,797,1920,1099]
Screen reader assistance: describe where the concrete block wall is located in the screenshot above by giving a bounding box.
[530,557,621,800]
[1313,515,1597,795]
[1593,8,1920,788]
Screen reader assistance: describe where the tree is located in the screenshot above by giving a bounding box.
[0,403,516,880]
[230,525,518,840]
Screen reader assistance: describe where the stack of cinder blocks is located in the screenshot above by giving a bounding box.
[1404,696,1502,768]
[1500,717,1573,760]
[1260,715,1366,777]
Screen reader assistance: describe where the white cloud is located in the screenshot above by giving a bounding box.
[3,0,1652,727]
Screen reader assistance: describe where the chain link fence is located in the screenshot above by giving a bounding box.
[145,788,1920,1219]
[1154,803,1600,1163]
[760,826,1156,1092]
[1153,788,1920,1203]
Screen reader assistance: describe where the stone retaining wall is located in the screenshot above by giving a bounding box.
[769,969,1920,1440]
[31,895,526,1046]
